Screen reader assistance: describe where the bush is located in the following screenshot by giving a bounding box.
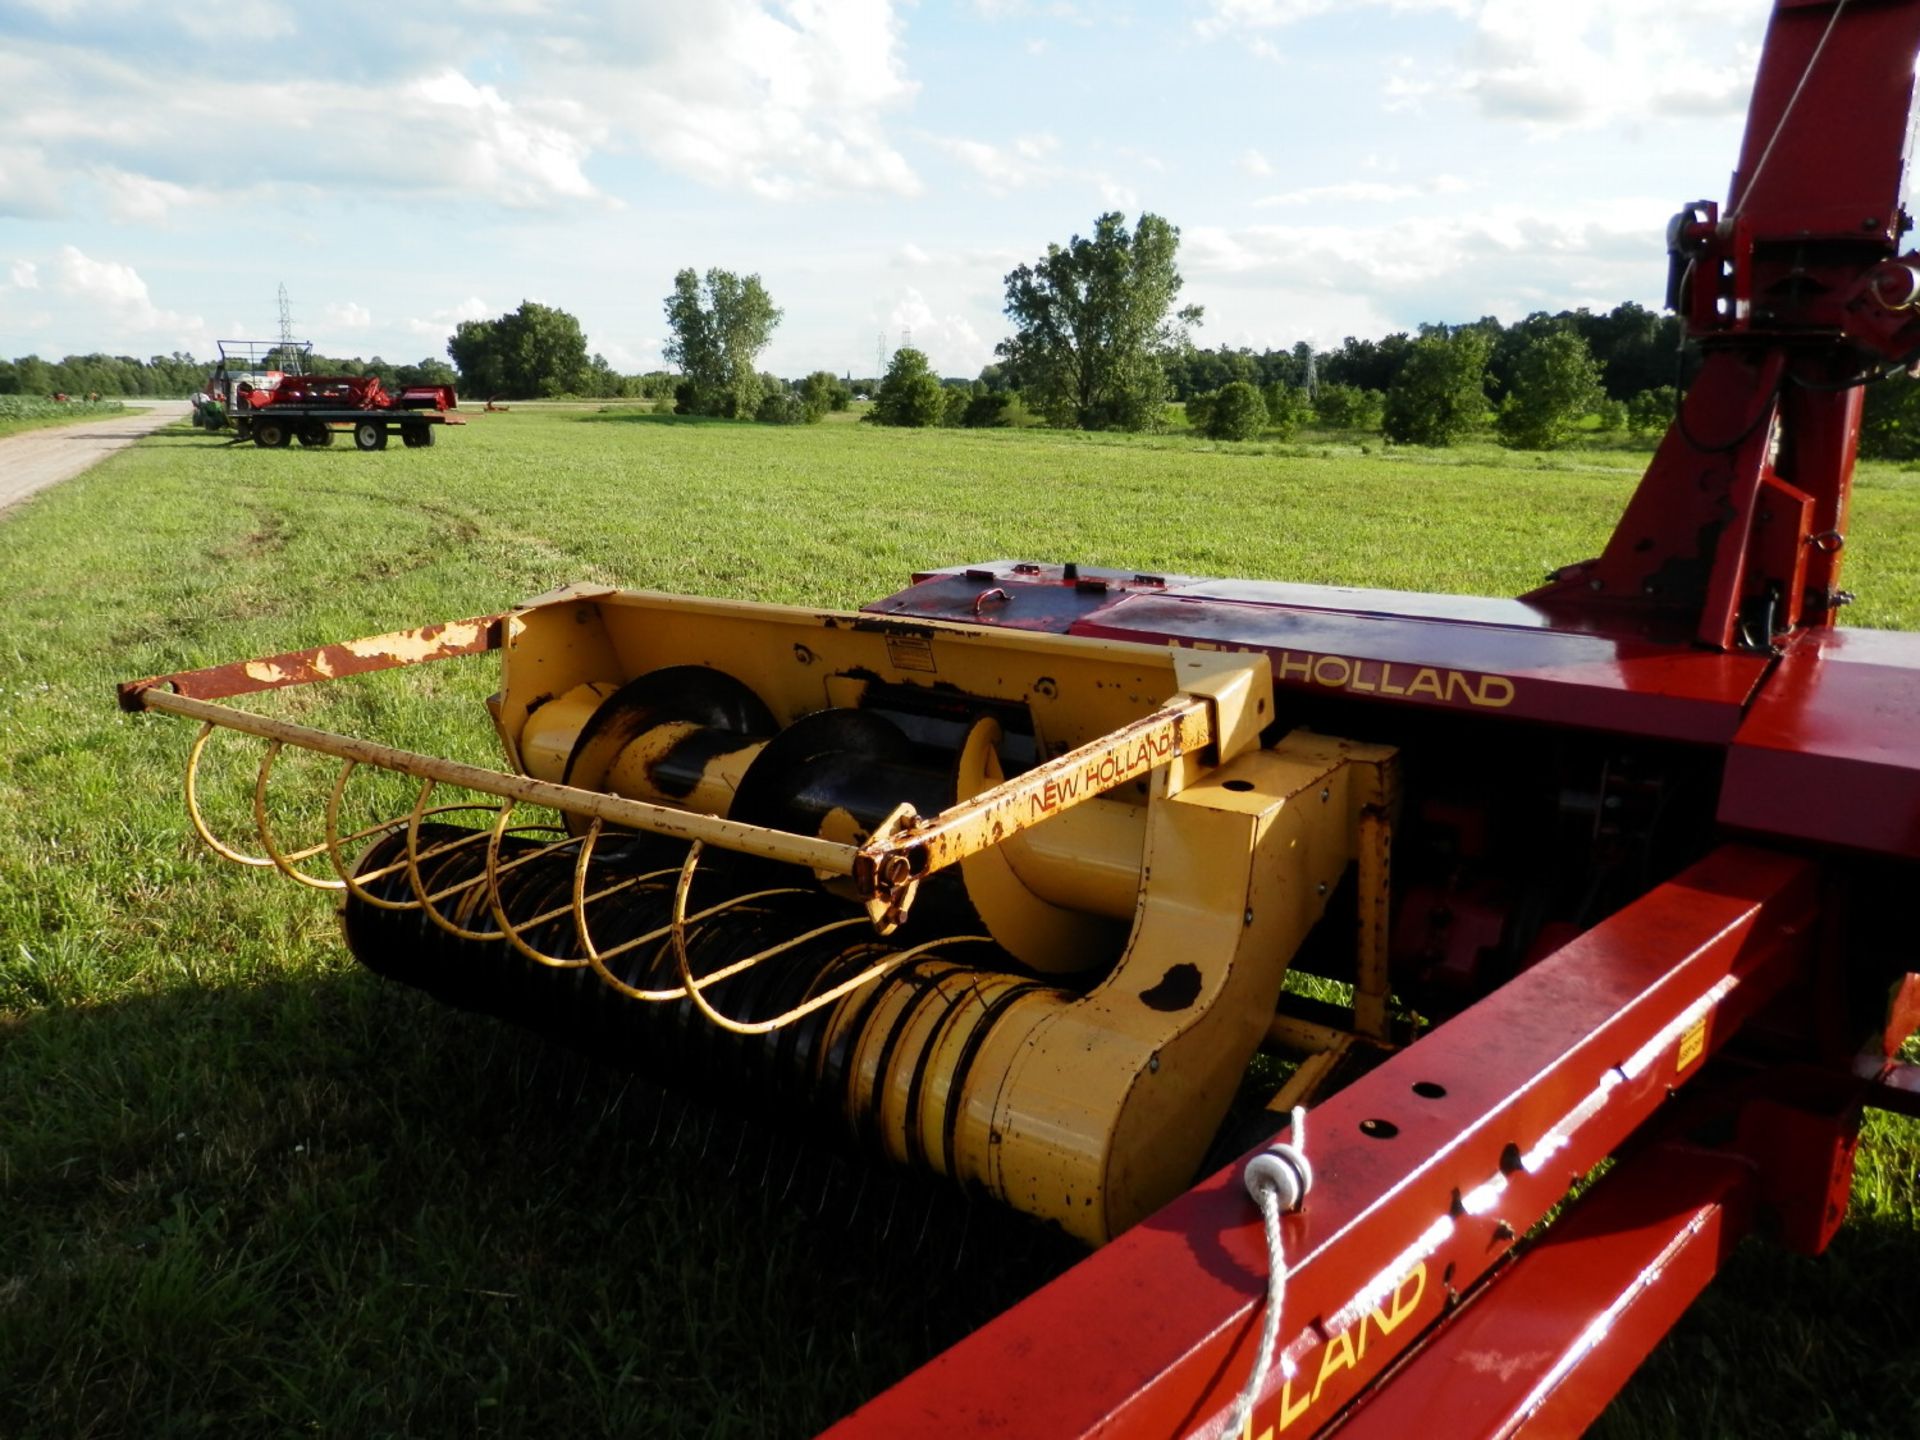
[1263,382,1312,440]
[1205,380,1267,441]
[1494,329,1604,450]
[1627,386,1678,435]
[942,386,971,427]
[868,347,946,427]
[800,370,851,421]
[1383,328,1493,446]
[1183,393,1215,434]
[1314,383,1384,431]
[1861,373,1920,459]
[961,391,1013,427]
[754,389,806,425]
[1596,398,1627,433]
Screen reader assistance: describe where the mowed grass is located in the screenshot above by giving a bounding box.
[1,409,1917,1438]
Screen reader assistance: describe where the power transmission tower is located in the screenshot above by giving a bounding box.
[900,326,913,352]
[277,283,303,373]
[875,331,887,380]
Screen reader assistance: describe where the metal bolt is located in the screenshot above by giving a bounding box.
[1319,787,1330,803]
[1589,579,1604,592]
[1243,907,1254,926]
[1148,1054,1160,1073]
[1034,677,1058,699]
[793,643,814,665]
[1316,882,1328,897]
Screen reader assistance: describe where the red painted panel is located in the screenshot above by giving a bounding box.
[865,566,1770,743]
[1720,627,1920,859]
[1072,591,1767,743]
[820,847,1819,1440]
[1335,1146,1751,1440]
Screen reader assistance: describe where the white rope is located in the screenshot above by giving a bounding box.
[1223,1106,1312,1440]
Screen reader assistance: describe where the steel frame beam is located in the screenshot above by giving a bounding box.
[823,845,1822,1439]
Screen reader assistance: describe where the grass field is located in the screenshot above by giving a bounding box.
[0,395,130,440]
[2,409,1916,1438]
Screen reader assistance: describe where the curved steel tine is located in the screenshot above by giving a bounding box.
[486,799,591,970]
[250,738,348,891]
[666,841,989,1035]
[184,723,279,868]
[574,832,834,1002]
[404,778,508,942]
[327,759,502,912]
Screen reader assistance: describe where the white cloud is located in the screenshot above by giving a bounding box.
[555,2,922,200]
[1196,0,1471,42]
[405,296,497,338]
[1240,148,1275,179]
[407,70,599,204]
[1257,174,1474,207]
[0,148,66,219]
[0,45,604,213]
[46,245,211,351]
[0,2,924,213]
[598,338,658,371]
[932,132,1060,192]
[9,260,39,290]
[96,169,197,224]
[323,301,373,331]
[1197,0,1764,127]
[1184,196,1673,332]
[878,287,991,376]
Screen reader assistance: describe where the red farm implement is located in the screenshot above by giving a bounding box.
[120,2,1918,1434]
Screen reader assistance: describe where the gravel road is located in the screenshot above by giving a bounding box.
[0,400,193,517]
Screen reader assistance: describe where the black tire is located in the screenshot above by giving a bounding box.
[298,424,334,448]
[253,421,289,448]
[401,423,434,448]
[353,421,388,451]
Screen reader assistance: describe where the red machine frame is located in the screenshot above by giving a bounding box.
[818,3,1920,1434]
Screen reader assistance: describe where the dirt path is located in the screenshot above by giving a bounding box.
[0,400,192,517]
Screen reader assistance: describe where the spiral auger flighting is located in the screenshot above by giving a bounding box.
[122,587,1397,1243]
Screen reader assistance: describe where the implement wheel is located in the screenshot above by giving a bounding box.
[401,423,434,448]
[253,420,290,449]
[298,424,334,448]
[353,421,388,451]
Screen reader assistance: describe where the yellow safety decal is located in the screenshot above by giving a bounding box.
[886,633,938,673]
[1677,1014,1708,1072]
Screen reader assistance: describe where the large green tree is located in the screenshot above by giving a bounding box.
[997,211,1201,431]
[1382,326,1493,446]
[446,301,591,398]
[1495,328,1604,450]
[868,347,946,427]
[663,268,782,418]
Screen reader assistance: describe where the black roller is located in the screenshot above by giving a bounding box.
[342,822,1014,1141]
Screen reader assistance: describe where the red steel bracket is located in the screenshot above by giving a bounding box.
[823,844,1821,1440]
[1334,1144,1754,1439]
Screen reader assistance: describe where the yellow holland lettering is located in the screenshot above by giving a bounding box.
[1270,651,1513,709]
[1312,655,1352,687]
[1311,1328,1358,1404]
[1272,1263,1430,1432]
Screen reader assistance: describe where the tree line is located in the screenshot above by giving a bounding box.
[15,206,1920,457]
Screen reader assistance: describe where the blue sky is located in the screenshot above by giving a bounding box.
[0,0,1771,379]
